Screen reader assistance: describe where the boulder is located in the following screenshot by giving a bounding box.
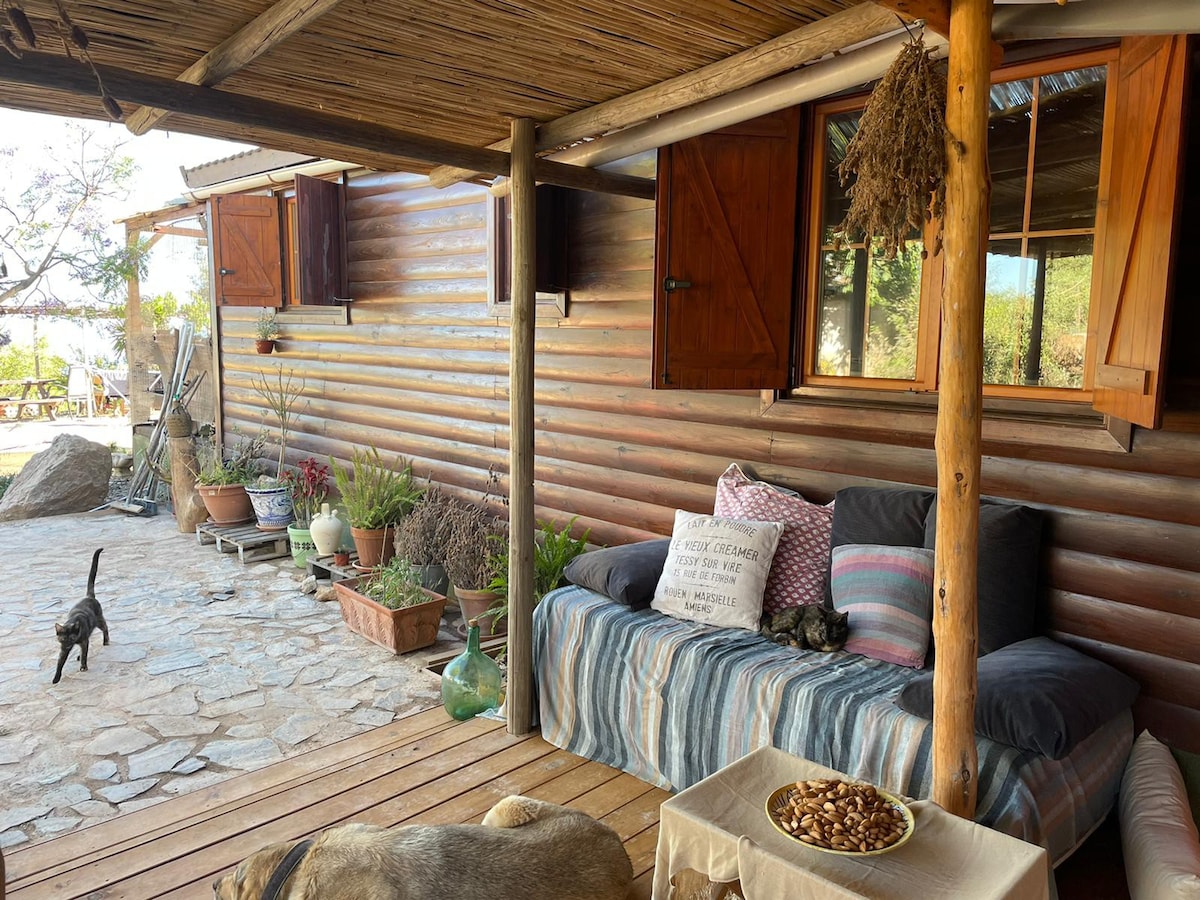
[0,434,112,521]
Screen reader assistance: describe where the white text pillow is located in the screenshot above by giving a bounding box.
[651,510,784,631]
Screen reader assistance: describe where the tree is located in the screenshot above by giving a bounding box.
[106,286,211,358]
[0,125,148,315]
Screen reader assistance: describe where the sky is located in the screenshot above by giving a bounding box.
[0,107,255,363]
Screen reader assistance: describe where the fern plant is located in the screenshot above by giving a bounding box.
[487,516,590,619]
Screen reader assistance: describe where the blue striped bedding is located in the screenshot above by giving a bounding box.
[534,585,1132,865]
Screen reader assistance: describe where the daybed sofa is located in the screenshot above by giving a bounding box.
[533,468,1139,866]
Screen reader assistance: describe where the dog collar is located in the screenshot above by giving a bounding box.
[260,838,313,900]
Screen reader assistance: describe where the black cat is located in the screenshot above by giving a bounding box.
[52,548,109,684]
[760,604,849,652]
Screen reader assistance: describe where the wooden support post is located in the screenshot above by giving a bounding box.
[168,435,209,534]
[932,0,992,819]
[506,117,536,736]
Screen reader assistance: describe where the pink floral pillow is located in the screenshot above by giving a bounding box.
[713,463,833,616]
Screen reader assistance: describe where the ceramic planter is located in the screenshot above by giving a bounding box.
[350,525,395,569]
[333,577,447,654]
[196,483,254,525]
[246,484,294,531]
[454,587,506,636]
[287,524,315,568]
[255,339,276,354]
[413,564,450,596]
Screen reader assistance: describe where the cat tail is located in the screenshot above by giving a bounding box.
[86,548,103,598]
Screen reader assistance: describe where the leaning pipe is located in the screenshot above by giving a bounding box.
[492,31,947,195]
[993,0,1200,40]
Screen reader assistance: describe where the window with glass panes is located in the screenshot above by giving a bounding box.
[801,50,1115,399]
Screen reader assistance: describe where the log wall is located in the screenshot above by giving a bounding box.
[217,151,1200,753]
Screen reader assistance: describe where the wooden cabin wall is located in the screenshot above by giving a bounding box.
[216,151,1200,754]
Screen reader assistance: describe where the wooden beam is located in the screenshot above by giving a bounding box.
[125,0,345,135]
[427,2,899,189]
[152,225,207,239]
[0,51,652,198]
[506,117,536,737]
[874,0,1003,68]
[932,0,992,820]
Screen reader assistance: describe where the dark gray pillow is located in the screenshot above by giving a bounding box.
[831,487,935,550]
[894,636,1139,759]
[563,539,670,610]
[924,499,1043,655]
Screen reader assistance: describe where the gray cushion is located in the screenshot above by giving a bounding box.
[831,487,935,550]
[895,636,1139,759]
[924,499,1043,655]
[564,539,670,610]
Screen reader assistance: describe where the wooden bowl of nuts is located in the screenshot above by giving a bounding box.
[766,777,915,856]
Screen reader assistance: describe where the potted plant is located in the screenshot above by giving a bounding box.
[442,500,508,635]
[394,485,456,595]
[255,309,280,354]
[283,457,330,568]
[245,366,304,530]
[487,517,590,644]
[193,433,261,525]
[333,556,447,654]
[331,446,423,569]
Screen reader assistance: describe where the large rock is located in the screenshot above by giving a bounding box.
[0,434,111,521]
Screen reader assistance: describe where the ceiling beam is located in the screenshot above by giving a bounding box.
[0,51,655,200]
[125,0,345,136]
[152,224,207,239]
[427,1,901,189]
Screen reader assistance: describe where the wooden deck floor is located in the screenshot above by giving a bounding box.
[3,708,669,899]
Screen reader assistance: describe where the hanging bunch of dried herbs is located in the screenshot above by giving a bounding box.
[836,34,950,259]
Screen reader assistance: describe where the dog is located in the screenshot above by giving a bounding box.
[52,547,109,684]
[212,795,633,900]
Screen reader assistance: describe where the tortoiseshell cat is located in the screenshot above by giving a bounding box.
[52,548,109,684]
[760,605,849,652]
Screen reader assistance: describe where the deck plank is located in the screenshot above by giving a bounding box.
[5,712,666,900]
[6,706,458,886]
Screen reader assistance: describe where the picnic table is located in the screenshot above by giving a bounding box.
[0,379,62,420]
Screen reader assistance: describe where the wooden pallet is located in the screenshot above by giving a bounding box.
[195,521,290,563]
[306,552,361,583]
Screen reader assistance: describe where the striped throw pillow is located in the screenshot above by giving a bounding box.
[830,544,935,668]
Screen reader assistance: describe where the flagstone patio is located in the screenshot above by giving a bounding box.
[0,509,456,851]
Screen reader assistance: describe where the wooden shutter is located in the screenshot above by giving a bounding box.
[211,193,283,307]
[653,108,800,390]
[296,174,346,305]
[1089,35,1188,428]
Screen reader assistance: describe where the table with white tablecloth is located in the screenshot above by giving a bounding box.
[653,746,1050,900]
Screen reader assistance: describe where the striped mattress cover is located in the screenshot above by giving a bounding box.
[534,585,1133,865]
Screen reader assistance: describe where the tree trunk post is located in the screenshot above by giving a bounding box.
[168,435,208,534]
[932,0,992,818]
[506,118,536,736]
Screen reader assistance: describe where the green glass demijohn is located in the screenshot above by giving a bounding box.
[441,618,503,720]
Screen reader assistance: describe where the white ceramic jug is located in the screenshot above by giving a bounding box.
[310,502,344,555]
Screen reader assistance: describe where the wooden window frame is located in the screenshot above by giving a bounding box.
[283,193,300,306]
[793,47,1119,405]
[486,185,570,318]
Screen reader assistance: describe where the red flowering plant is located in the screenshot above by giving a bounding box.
[283,457,330,528]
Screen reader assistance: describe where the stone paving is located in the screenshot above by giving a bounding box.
[0,510,455,851]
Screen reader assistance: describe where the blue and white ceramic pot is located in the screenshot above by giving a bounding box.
[245,484,294,531]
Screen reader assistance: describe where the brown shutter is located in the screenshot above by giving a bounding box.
[296,174,346,305]
[1089,35,1188,428]
[653,108,800,390]
[211,193,283,307]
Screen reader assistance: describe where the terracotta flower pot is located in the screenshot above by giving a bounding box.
[333,577,447,654]
[454,587,506,636]
[350,525,395,569]
[255,339,276,354]
[196,483,254,525]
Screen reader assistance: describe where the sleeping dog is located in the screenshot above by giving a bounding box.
[212,795,633,900]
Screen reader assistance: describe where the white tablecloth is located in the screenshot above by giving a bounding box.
[653,746,1050,900]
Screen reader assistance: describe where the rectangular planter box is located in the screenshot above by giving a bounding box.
[333,577,447,654]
